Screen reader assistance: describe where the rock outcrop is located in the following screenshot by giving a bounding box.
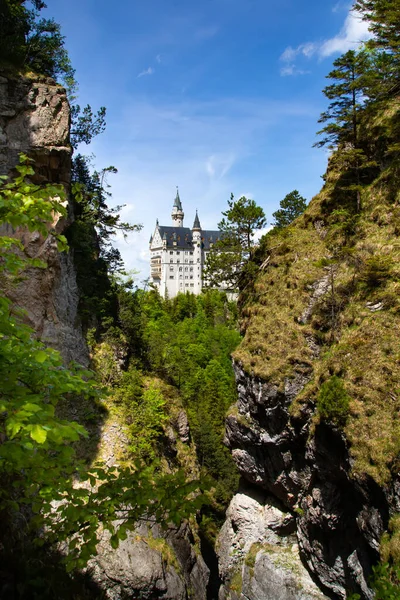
[219,103,400,600]
[221,363,386,599]
[217,487,327,600]
[87,520,209,600]
[0,71,88,365]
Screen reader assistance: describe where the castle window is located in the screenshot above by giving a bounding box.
[185,276,188,279]
[189,251,193,255]
[190,268,193,272]
[197,258,200,263]
[179,267,182,272]
[176,251,180,255]
[190,276,193,279]
[170,251,173,255]
[170,266,174,271]
[170,259,173,263]
[169,276,174,279]
[177,259,180,263]
[189,260,193,264]
[190,283,194,287]
[185,267,188,271]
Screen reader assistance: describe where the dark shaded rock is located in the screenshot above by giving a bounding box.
[222,361,388,599]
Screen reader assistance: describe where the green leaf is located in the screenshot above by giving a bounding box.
[30,424,47,444]
[33,350,48,363]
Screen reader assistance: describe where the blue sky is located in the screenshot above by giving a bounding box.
[43,0,371,280]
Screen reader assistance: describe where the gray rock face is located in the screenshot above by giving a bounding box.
[0,71,88,366]
[216,486,327,600]
[88,521,209,599]
[222,361,391,599]
[176,409,190,443]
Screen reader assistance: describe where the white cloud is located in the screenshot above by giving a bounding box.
[156,54,162,64]
[206,154,236,179]
[254,225,273,243]
[137,67,154,78]
[280,8,372,76]
[320,10,371,57]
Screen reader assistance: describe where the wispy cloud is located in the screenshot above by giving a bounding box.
[137,66,154,78]
[206,153,236,179]
[156,54,162,64]
[280,8,372,76]
[320,10,371,56]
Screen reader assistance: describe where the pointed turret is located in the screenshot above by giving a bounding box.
[192,210,201,231]
[173,189,182,211]
[171,187,184,227]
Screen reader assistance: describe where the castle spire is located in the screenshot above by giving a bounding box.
[171,186,184,227]
[174,187,182,210]
[192,210,201,230]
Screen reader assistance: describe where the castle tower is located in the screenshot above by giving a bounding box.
[192,210,203,294]
[171,187,184,227]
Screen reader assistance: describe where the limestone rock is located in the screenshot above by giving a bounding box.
[87,521,209,600]
[222,360,389,598]
[0,71,88,366]
[176,409,190,443]
[217,487,327,600]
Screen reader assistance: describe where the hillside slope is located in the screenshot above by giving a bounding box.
[218,97,400,599]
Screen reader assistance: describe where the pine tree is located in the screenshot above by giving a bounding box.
[354,0,400,96]
[315,50,372,149]
[204,195,266,291]
[272,190,307,228]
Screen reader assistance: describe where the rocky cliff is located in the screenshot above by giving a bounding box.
[0,72,210,599]
[0,71,88,365]
[217,100,400,599]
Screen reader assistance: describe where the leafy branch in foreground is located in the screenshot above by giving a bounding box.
[0,155,204,572]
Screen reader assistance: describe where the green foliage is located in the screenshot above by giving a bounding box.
[67,154,142,333]
[370,562,400,599]
[272,190,307,228]
[315,50,372,149]
[381,514,400,566]
[0,0,76,91]
[113,370,168,461]
[114,288,241,506]
[355,0,400,94]
[204,194,266,291]
[360,255,393,289]
[317,375,351,426]
[70,105,107,149]
[0,155,205,575]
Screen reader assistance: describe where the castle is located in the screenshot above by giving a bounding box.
[149,190,221,298]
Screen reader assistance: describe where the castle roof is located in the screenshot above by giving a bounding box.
[155,225,221,250]
[192,210,201,230]
[173,189,183,211]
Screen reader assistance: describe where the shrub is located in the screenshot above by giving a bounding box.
[360,255,393,289]
[317,375,351,426]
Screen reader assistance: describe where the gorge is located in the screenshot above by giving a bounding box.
[1,1,400,598]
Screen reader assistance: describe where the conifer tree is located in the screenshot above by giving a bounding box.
[204,195,266,291]
[315,49,371,149]
[354,0,400,96]
[272,190,307,228]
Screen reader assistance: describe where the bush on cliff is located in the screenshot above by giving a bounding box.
[317,376,351,426]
